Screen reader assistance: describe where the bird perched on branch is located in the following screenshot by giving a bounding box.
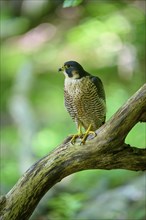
[58,60,106,144]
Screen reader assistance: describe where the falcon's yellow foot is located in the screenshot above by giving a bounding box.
[70,134,81,144]
[80,124,96,145]
[70,125,83,144]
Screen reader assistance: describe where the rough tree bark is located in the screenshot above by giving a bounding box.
[0,84,146,220]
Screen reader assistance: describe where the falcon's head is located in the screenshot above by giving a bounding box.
[58,61,87,79]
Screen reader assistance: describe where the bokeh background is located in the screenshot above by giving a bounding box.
[0,0,145,219]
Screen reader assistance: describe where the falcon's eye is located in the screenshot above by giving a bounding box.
[66,64,71,68]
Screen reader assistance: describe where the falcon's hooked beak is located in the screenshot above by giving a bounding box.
[58,66,64,72]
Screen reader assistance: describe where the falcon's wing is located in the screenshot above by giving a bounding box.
[89,75,106,103]
[89,75,106,124]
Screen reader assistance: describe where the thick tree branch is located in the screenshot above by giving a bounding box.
[1,84,146,220]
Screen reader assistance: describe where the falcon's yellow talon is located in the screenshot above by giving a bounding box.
[80,124,96,144]
[70,124,97,145]
[70,124,83,144]
[70,134,78,144]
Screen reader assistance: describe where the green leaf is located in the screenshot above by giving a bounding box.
[63,0,83,8]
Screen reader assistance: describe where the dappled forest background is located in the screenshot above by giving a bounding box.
[0,0,145,219]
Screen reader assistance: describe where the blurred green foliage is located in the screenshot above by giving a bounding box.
[48,192,85,219]
[0,0,145,219]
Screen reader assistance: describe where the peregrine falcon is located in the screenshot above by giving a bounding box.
[58,60,106,144]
